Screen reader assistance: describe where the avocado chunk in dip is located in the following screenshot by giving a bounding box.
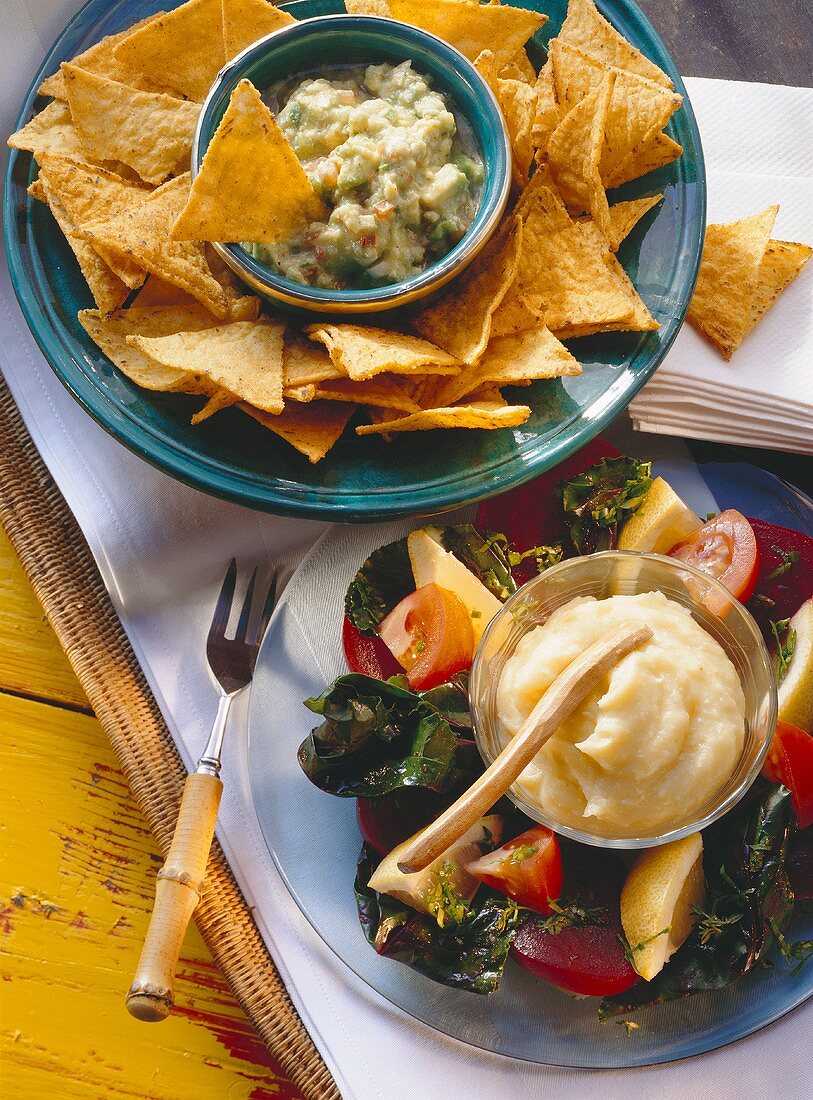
[245,61,484,290]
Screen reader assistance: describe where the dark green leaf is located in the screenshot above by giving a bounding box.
[344,538,413,635]
[600,786,796,1017]
[558,456,652,555]
[355,844,521,994]
[298,674,477,798]
[434,525,517,601]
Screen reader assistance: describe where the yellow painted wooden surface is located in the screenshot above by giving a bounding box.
[0,528,304,1099]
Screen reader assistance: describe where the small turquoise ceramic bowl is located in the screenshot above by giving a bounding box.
[193,13,511,314]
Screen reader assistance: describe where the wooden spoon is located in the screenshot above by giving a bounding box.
[396,622,653,874]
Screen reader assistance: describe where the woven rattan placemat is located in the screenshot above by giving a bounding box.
[0,377,339,1100]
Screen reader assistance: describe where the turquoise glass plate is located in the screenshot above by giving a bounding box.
[4,0,705,521]
[246,461,813,1067]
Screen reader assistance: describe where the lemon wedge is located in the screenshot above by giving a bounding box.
[367,815,504,924]
[620,833,705,981]
[617,476,702,553]
[778,597,813,733]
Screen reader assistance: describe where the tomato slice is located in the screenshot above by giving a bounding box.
[762,720,813,828]
[378,584,476,690]
[476,436,621,585]
[668,509,759,611]
[465,825,563,913]
[342,616,404,680]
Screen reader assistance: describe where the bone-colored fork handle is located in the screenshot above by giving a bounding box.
[126,772,222,1022]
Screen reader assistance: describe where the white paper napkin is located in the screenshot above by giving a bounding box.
[628,79,813,452]
[2,5,812,1097]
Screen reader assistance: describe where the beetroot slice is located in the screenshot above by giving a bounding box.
[476,437,621,585]
[343,616,404,680]
[746,519,813,634]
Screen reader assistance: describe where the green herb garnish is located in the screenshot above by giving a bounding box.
[767,546,800,580]
[770,618,797,684]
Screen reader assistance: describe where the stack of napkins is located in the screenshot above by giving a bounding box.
[629,78,813,454]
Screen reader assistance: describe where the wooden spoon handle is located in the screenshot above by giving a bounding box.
[126,772,222,1021]
[397,622,652,874]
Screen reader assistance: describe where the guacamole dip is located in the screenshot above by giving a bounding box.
[246,61,484,290]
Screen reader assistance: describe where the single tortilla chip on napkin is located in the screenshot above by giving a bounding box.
[222,0,296,60]
[127,319,286,413]
[413,218,523,364]
[305,324,460,381]
[426,325,582,407]
[38,15,166,99]
[547,73,614,240]
[171,79,326,243]
[78,305,221,390]
[240,400,354,463]
[388,0,547,71]
[687,206,779,359]
[62,63,201,185]
[75,174,231,318]
[34,183,129,315]
[36,154,149,289]
[558,0,673,89]
[283,332,346,387]
[113,0,226,102]
[604,131,682,189]
[355,400,532,435]
[603,193,663,251]
[746,239,813,335]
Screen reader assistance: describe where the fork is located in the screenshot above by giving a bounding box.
[126,560,278,1022]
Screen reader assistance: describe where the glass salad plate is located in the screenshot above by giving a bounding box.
[4,0,705,521]
[247,454,813,1068]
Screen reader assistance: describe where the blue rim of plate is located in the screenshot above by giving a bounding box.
[3,0,706,522]
[246,461,813,1069]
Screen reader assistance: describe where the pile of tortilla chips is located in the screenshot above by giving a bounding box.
[11,0,688,464]
[687,206,812,360]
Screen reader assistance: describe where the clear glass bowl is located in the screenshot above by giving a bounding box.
[470,551,777,848]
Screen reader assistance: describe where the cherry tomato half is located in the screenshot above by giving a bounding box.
[668,509,759,611]
[465,825,563,913]
[762,720,813,828]
[378,583,475,690]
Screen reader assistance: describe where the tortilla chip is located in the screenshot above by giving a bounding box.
[388,0,547,71]
[9,102,93,162]
[355,401,532,435]
[558,0,672,89]
[127,319,286,413]
[240,400,353,463]
[344,0,391,13]
[687,207,779,359]
[575,221,659,335]
[307,377,421,413]
[489,289,545,338]
[547,72,614,240]
[413,219,523,363]
[549,41,681,183]
[283,332,346,386]
[305,324,460,381]
[427,325,581,406]
[171,79,326,243]
[604,193,663,251]
[27,178,47,203]
[530,58,559,151]
[37,154,149,289]
[494,184,658,337]
[475,52,535,185]
[38,184,129,315]
[38,15,167,99]
[191,390,239,424]
[501,48,537,84]
[746,239,813,336]
[113,0,226,102]
[604,131,682,189]
[222,0,296,60]
[75,174,231,318]
[78,305,220,390]
[132,272,259,320]
[62,64,201,186]
[283,383,319,403]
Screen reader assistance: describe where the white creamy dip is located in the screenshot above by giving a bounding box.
[496,591,746,836]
